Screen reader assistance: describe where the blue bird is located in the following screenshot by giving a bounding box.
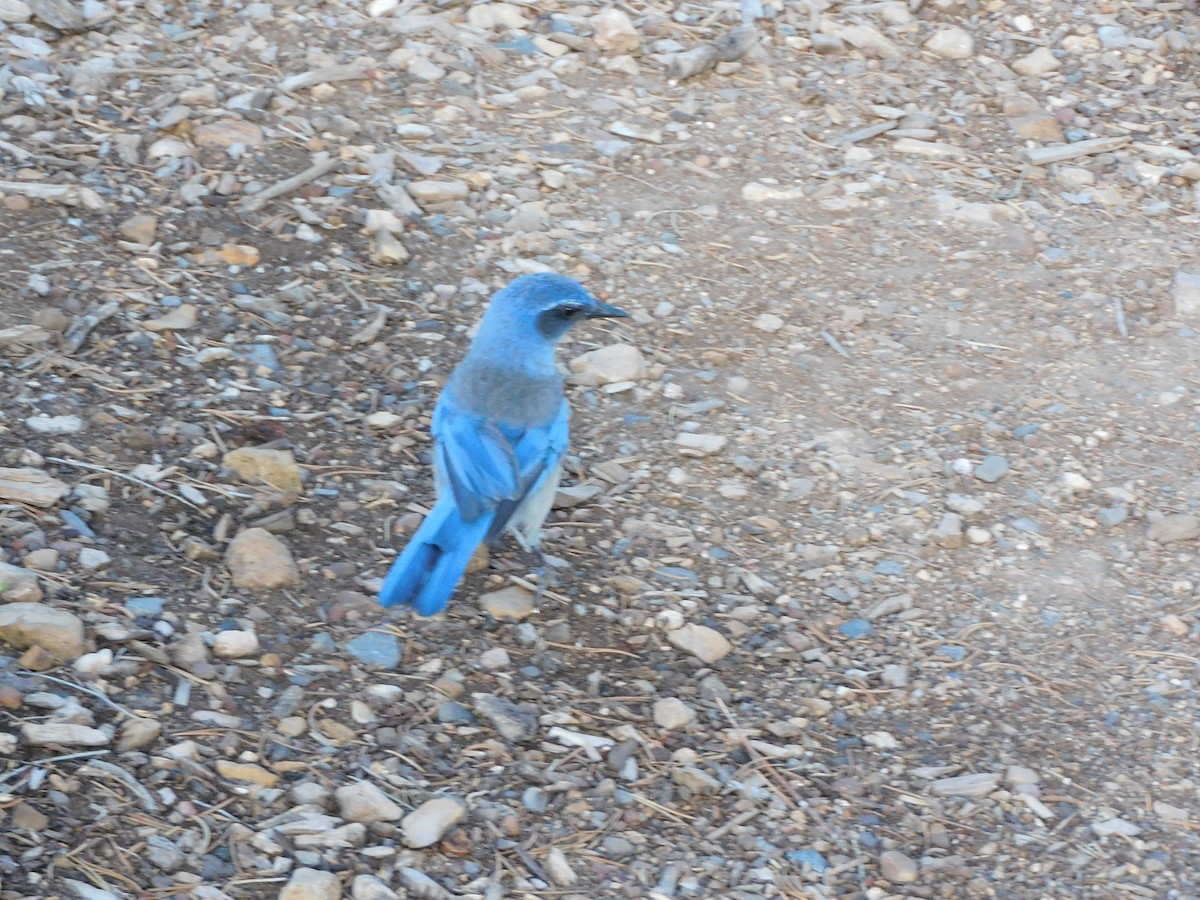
[378,273,628,616]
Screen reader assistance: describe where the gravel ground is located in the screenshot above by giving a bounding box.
[3,1,1200,898]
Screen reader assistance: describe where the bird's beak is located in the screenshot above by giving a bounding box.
[586,299,629,319]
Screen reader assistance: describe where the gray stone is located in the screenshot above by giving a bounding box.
[930,772,999,798]
[1098,507,1128,527]
[1148,515,1200,544]
[972,455,1009,483]
[472,693,538,742]
[344,631,401,668]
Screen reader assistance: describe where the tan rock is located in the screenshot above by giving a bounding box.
[222,447,303,493]
[225,528,300,590]
[569,343,646,386]
[143,304,198,332]
[666,623,733,663]
[0,603,86,662]
[214,759,280,787]
[479,587,535,621]
[0,467,69,508]
[118,717,163,751]
[118,214,158,244]
[193,120,266,149]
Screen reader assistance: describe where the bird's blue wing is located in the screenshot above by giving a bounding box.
[432,398,522,522]
[486,400,569,543]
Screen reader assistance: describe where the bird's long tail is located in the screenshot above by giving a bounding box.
[378,498,494,615]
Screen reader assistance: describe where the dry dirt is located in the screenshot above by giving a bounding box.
[2,1,1200,899]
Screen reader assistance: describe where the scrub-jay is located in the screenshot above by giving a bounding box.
[378,273,628,615]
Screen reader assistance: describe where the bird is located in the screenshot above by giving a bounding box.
[377,273,628,616]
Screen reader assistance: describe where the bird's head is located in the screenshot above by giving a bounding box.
[487,273,628,344]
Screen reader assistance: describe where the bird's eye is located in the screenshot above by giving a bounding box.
[559,306,582,319]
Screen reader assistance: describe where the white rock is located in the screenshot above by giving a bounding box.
[1172,271,1200,318]
[753,313,785,333]
[74,649,114,678]
[1056,166,1096,190]
[863,731,899,750]
[406,57,445,81]
[1058,472,1092,494]
[397,869,450,900]
[1005,765,1039,786]
[924,27,974,60]
[467,3,529,29]
[336,781,404,824]
[945,493,984,516]
[1013,47,1061,77]
[881,664,909,688]
[407,180,469,204]
[365,411,404,429]
[591,8,640,55]
[545,847,578,886]
[479,647,511,670]
[879,850,919,883]
[741,182,804,202]
[78,548,112,571]
[366,0,398,16]
[212,630,260,659]
[667,623,733,663]
[401,797,466,848]
[569,343,646,385]
[653,697,696,730]
[0,0,32,23]
[1148,515,1200,544]
[1091,817,1141,838]
[930,772,999,798]
[22,723,111,747]
[351,874,399,900]
[966,526,991,545]
[25,415,83,435]
[675,433,727,457]
[279,867,341,900]
[147,138,193,159]
[836,23,900,57]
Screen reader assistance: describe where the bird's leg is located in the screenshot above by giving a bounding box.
[512,531,568,598]
[536,548,567,591]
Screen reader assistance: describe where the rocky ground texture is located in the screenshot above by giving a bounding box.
[2,0,1200,897]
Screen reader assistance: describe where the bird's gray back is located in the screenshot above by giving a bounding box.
[446,357,566,428]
